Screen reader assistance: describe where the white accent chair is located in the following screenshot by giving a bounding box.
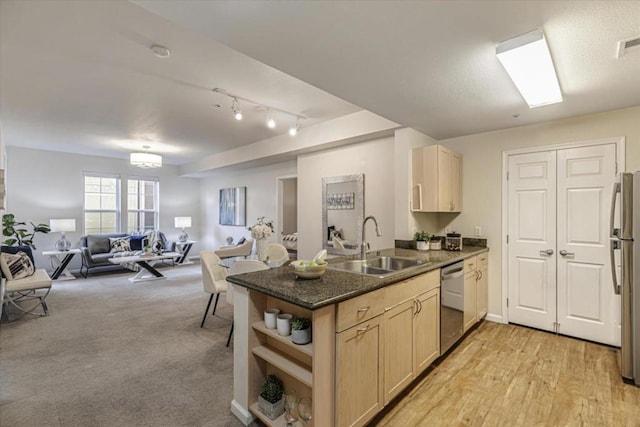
[267,243,289,263]
[214,239,254,259]
[200,251,228,328]
[225,260,269,347]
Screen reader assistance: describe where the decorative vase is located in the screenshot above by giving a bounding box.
[257,238,268,261]
[258,395,285,420]
[292,327,312,345]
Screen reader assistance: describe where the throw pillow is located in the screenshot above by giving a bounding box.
[237,237,246,246]
[0,251,35,280]
[109,237,131,253]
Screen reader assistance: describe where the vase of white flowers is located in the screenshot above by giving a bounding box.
[249,217,274,261]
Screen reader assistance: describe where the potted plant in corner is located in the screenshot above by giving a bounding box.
[413,230,430,251]
[258,374,284,420]
[291,317,312,345]
[2,213,50,249]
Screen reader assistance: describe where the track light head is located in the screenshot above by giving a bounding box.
[266,109,276,129]
[231,98,242,120]
[289,118,301,136]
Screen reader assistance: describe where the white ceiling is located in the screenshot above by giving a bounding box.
[2,1,639,168]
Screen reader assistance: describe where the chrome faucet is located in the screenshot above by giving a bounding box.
[361,215,382,260]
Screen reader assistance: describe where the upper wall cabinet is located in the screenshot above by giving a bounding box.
[411,145,462,212]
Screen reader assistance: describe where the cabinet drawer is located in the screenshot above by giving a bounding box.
[478,253,488,267]
[337,288,385,332]
[384,269,440,310]
[464,256,477,273]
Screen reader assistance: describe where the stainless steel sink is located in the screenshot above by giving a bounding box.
[328,256,425,277]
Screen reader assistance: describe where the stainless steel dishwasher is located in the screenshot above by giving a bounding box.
[440,261,464,355]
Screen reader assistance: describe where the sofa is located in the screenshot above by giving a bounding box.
[79,232,175,277]
[214,238,254,259]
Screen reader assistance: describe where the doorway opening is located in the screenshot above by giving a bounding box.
[277,175,298,259]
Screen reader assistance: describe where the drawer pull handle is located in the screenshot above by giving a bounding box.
[357,325,370,333]
[357,307,370,313]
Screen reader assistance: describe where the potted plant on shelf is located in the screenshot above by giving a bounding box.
[258,374,284,420]
[413,230,430,251]
[291,317,312,345]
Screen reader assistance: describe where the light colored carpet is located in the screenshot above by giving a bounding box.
[0,263,244,427]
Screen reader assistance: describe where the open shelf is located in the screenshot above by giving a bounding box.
[252,345,313,387]
[252,321,313,357]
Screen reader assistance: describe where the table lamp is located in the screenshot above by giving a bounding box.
[175,216,192,242]
[50,219,76,251]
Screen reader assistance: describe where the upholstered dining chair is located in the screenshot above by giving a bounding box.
[267,243,289,264]
[225,260,269,347]
[200,251,229,328]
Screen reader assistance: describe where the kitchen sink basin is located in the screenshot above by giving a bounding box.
[328,256,425,277]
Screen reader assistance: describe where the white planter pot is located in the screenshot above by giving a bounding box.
[416,241,429,251]
[292,327,312,345]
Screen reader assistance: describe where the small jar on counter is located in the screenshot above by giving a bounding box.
[445,232,462,251]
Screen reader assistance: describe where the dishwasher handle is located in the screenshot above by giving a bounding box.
[441,268,464,280]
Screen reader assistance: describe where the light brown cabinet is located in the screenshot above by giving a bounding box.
[412,144,462,212]
[336,314,384,427]
[463,256,478,333]
[477,253,488,319]
[383,271,440,405]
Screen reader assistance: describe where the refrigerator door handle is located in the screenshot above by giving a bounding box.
[609,239,621,295]
[610,181,620,238]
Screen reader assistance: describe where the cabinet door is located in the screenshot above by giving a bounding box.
[477,255,488,319]
[450,151,462,211]
[383,299,415,405]
[463,270,477,332]
[336,315,383,427]
[414,288,440,374]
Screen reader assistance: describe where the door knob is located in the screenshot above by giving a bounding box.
[559,250,575,257]
[539,249,554,256]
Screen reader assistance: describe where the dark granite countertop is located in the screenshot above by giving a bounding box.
[227,246,489,310]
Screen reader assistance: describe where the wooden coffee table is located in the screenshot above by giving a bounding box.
[109,252,180,283]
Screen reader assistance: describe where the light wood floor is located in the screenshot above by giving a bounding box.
[375,321,640,427]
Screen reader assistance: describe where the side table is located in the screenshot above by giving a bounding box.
[175,240,197,265]
[42,248,81,280]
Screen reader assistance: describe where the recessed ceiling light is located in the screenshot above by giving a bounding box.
[150,45,170,58]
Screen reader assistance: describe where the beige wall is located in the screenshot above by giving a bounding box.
[297,136,396,259]
[440,106,640,320]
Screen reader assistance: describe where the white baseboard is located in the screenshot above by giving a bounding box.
[485,313,505,324]
[230,399,254,426]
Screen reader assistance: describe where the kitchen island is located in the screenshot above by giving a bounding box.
[227,246,489,426]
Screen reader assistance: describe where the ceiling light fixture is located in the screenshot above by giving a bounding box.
[130,145,162,168]
[496,28,562,108]
[212,88,306,134]
[150,44,171,58]
[266,109,276,129]
[231,98,242,120]
[289,118,301,136]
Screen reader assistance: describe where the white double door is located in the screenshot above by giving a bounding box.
[507,143,620,346]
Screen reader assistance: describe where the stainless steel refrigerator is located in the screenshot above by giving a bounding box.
[610,171,640,386]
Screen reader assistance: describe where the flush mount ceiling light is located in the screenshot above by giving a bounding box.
[130,145,162,168]
[212,88,306,134]
[496,28,563,108]
[150,44,170,58]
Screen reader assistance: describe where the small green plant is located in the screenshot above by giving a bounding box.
[2,213,50,249]
[292,317,311,330]
[260,375,283,404]
[413,230,430,242]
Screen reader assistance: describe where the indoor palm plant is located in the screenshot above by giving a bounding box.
[2,213,50,249]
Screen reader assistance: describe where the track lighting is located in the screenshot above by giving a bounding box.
[231,98,242,120]
[289,119,301,136]
[266,109,276,129]
[212,88,306,135]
